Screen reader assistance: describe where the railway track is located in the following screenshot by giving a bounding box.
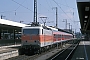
[47,42,79,60]
[6,54,40,60]
[6,44,71,60]
[6,55,28,60]
[6,40,79,60]
[6,48,57,60]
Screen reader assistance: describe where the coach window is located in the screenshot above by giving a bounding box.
[59,35,61,38]
[59,35,60,38]
[65,35,66,38]
[63,35,64,38]
[64,35,66,39]
[67,36,68,39]
[54,34,55,38]
[58,35,59,38]
[57,34,59,38]
[54,34,58,38]
[62,35,63,38]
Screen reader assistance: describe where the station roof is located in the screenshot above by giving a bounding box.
[77,0,90,2]
[0,19,30,33]
[77,0,90,34]
[0,19,29,28]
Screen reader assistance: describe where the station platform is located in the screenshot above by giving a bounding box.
[71,41,90,60]
[0,44,21,60]
[0,44,21,48]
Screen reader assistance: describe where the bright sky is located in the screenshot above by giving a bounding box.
[0,0,80,32]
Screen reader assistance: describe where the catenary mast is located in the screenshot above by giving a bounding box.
[34,0,37,24]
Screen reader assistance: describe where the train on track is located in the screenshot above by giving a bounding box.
[19,23,73,55]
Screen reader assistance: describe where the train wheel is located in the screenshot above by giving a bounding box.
[36,48,41,54]
[37,50,40,54]
[39,48,42,54]
[41,48,44,52]
[18,48,24,55]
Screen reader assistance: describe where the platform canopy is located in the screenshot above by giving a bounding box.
[0,19,29,28]
[77,0,90,34]
[0,19,30,33]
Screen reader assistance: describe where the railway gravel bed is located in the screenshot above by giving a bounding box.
[46,41,79,60]
[6,55,41,60]
[6,40,79,60]
[6,44,72,60]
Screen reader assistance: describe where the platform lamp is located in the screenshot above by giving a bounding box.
[63,19,67,31]
[1,15,5,19]
[20,21,24,23]
[67,23,70,32]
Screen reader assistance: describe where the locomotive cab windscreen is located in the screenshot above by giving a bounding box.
[23,29,39,35]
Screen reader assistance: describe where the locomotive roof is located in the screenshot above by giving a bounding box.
[24,23,73,34]
[58,28,73,34]
[48,26,72,34]
[53,31,72,36]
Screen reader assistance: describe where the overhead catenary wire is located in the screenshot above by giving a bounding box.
[65,0,74,14]
[45,0,52,10]
[0,0,32,14]
[38,0,54,18]
[38,0,56,25]
[14,0,26,15]
[11,0,43,18]
[11,0,33,13]
[64,0,74,29]
[64,0,79,31]
[64,0,75,22]
[45,0,56,16]
[14,0,26,11]
[57,3,76,9]
[0,10,15,13]
[52,0,72,21]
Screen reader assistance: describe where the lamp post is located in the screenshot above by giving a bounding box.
[68,23,70,31]
[63,19,67,30]
[52,7,58,28]
[1,15,5,19]
[20,21,24,23]
[70,25,72,32]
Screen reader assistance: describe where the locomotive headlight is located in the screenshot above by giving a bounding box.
[34,40,36,42]
[34,40,39,43]
[25,40,27,42]
[34,40,40,45]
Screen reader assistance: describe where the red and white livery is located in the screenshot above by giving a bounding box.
[19,24,73,55]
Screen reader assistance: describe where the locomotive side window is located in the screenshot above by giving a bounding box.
[60,35,61,38]
[42,29,43,34]
[23,29,39,35]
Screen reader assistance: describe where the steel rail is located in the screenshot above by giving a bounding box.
[65,44,78,60]
[48,43,79,60]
